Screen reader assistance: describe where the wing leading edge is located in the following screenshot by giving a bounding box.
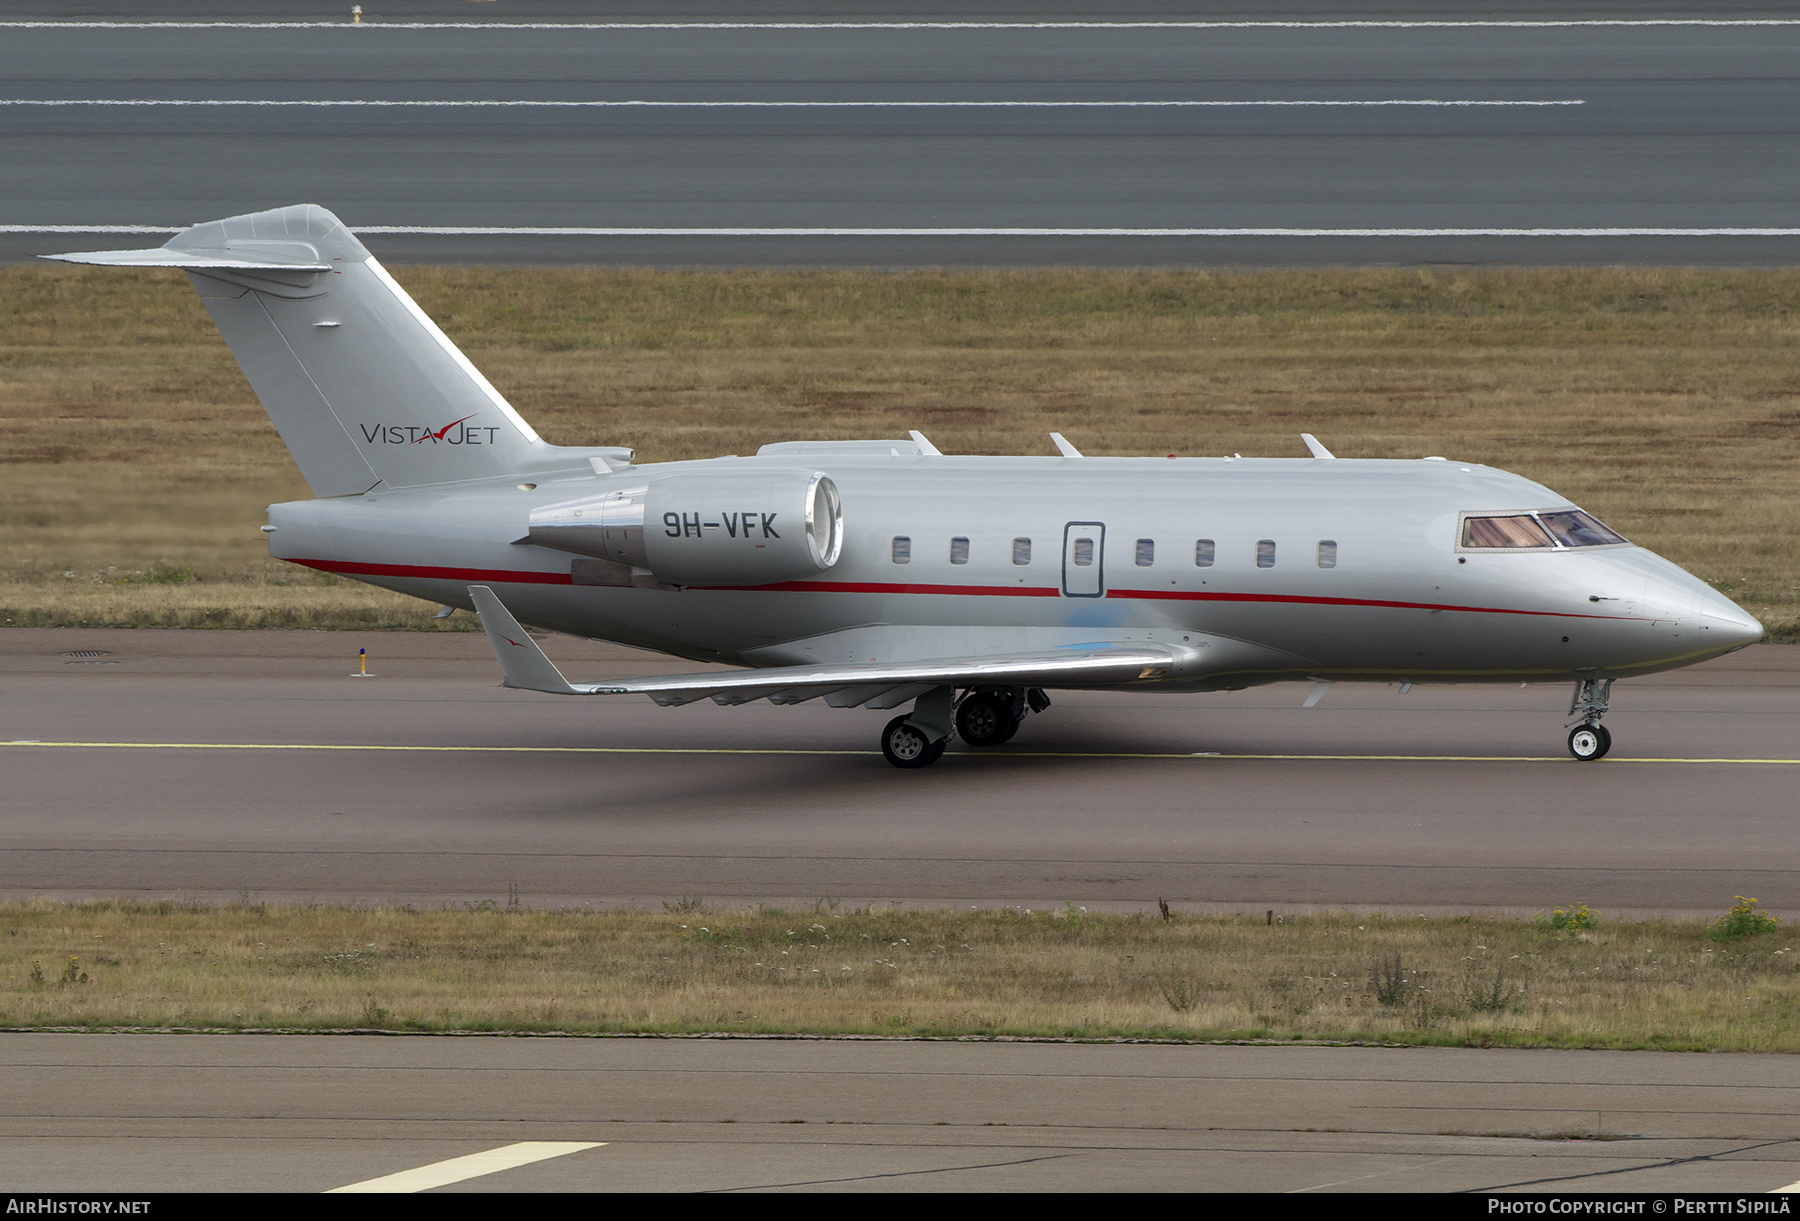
[467,584,1174,708]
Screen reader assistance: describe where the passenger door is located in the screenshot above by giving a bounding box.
[1062,522,1105,597]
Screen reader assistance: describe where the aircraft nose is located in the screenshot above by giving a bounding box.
[1693,584,1764,649]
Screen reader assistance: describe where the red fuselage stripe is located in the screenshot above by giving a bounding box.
[294,559,573,585]
[290,560,1625,619]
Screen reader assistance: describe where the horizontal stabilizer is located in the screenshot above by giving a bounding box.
[469,585,1176,704]
[43,245,331,271]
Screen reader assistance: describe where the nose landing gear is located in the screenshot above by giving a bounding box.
[1568,722,1612,761]
[1565,677,1614,761]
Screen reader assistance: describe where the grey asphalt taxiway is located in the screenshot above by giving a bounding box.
[6,4,1800,266]
[2,629,1794,915]
[4,1036,1799,1193]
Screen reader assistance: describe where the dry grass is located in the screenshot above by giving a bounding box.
[2,264,1796,634]
[3,901,1795,1049]
[0,563,461,631]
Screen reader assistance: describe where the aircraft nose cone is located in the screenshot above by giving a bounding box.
[1695,587,1763,649]
[1706,608,1765,649]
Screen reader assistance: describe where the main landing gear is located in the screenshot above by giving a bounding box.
[881,715,946,768]
[1565,677,1614,761]
[880,685,1051,768]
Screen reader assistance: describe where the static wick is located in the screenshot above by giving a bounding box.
[351,646,377,678]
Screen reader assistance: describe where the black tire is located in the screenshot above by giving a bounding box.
[1568,723,1608,762]
[882,715,941,768]
[955,694,1020,747]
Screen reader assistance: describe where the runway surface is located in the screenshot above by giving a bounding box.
[2,629,1794,914]
[6,4,1800,265]
[3,1035,1798,1192]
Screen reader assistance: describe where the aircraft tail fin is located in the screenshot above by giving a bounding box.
[45,205,552,497]
[468,585,581,695]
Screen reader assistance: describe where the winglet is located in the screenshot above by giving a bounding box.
[468,585,579,695]
[1049,432,1083,458]
[1301,433,1337,460]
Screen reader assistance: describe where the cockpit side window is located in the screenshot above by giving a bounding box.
[1462,514,1554,549]
[1538,510,1628,548]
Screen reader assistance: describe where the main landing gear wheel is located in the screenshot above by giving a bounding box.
[955,693,1021,747]
[882,715,946,769]
[1568,723,1612,762]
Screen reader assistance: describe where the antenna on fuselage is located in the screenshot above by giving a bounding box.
[909,430,943,457]
[1049,432,1083,459]
[1301,433,1337,460]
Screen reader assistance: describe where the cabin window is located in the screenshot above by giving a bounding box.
[1317,540,1337,569]
[1012,537,1031,565]
[1072,537,1094,567]
[949,537,970,565]
[891,536,911,564]
[1461,515,1553,549]
[1194,539,1215,568]
[1538,510,1628,548]
[1256,539,1277,568]
[1135,538,1155,567]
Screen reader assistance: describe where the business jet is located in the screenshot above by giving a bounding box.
[49,205,1764,767]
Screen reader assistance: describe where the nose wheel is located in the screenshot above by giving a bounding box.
[1568,722,1612,761]
[1565,677,1615,761]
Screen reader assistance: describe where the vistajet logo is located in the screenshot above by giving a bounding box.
[359,415,501,446]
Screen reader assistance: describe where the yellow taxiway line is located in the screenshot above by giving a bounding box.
[4,739,1798,764]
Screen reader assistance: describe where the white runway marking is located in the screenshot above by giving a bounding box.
[0,97,1584,108]
[326,1141,603,1193]
[10,226,1800,238]
[7,20,1800,30]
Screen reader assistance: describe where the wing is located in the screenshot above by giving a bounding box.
[467,585,1174,707]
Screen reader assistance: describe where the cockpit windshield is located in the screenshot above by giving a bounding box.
[1461,509,1627,550]
[1537,510,1627,548]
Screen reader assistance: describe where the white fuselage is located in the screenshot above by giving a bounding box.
[267,449,1761,690]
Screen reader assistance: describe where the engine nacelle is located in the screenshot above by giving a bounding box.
[528,469,843,587]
